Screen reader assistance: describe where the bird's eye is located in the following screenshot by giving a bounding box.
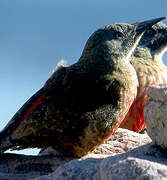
[146,29,156,35]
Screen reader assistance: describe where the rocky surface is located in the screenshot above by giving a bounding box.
[0,153,73,180]
[36,143,167,180]
[145,84,167,149]
[0,128,152,180]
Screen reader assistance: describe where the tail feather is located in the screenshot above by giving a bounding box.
[0,131,13,153]
[0,87,45,153]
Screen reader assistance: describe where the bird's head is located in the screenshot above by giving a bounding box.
[133,21,167,61]
[81,17,166,65]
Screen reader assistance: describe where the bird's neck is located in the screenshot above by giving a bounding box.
[133,47,153,59]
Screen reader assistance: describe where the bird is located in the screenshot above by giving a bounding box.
[0,17,164,157]
[120,21,167,132]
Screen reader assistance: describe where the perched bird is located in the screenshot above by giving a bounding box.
[120,21,167,132]
[0,17,164,157]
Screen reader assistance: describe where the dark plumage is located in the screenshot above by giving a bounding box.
[0,17,165,157]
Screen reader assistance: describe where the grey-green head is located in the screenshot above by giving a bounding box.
[81,17,166,64]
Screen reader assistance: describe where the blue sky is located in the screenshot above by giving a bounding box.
[0,0,167,155]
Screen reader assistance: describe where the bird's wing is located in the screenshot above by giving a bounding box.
[0,66,68,145]
[0,87,47,151]
[0,87,45,138]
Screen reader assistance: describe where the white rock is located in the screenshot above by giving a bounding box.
[99,157,167,180]
[37,144,167,180]
[145,84,167,149]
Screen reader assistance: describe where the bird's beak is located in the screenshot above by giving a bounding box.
[134,17,166,35]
